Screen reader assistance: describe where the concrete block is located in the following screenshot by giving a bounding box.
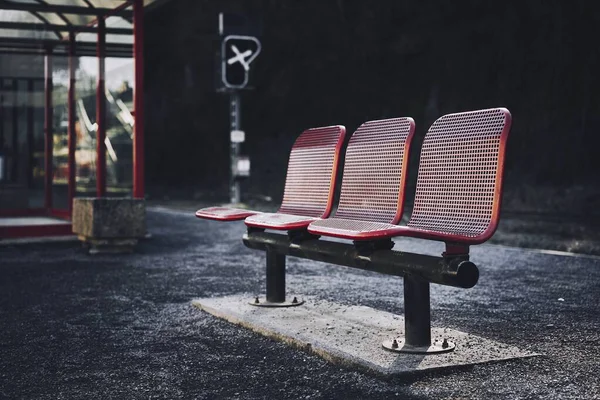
[72,197,146,253]
[193,295,539,376]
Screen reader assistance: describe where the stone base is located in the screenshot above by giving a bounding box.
[78,236,138,254]
[72,197,146,254]
[192,294,539,376]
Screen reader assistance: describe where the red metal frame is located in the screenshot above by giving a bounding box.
[394,118,415,224]
[67,32,76,213]
[27,79,34,187]
[96,18,107,197]
[0,224,73,239]
[489,110,512,242]
[44,47,53,209]
[0,209,47,217]
[133,0,145,199]
[324,125,346,219]
[49,209,71,219]
[75,1,133,35]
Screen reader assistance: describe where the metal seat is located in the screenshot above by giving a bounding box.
[307,117,416,238]
[309,108,512,245]
[242,213,320,231]
[244,125,347,230]
[194,207,259,221]
[196,125,345,223]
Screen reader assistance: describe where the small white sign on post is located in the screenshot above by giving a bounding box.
[231,130,245,143]
[236,156,251,177]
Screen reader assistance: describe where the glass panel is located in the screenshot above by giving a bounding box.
[74,56,97,197]
[0,10,57,40]
[105,16,132,29]
[51,56,69,210]
[89,0,129,8]
[105,56,134,195]
[75,31,133,45]
[0,55,45,210]
[36,12,70,26]
[70,56,135,197]
[61,13,96,27]
[31,79,45,208]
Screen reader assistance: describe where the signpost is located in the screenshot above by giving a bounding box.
[217,13,261,204]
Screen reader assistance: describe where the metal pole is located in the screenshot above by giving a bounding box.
[133,0,145,199]
[67,32,76,213]
[44,48,53,209]
[96,18,106,197]
[229,92,240,204]
[266,249,286,303]
[403,275,431,347]
[0,82,4,152]
[11,79,18,181]
[27,80,34,187]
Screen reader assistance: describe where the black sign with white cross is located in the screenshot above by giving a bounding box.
[221,35,261,89]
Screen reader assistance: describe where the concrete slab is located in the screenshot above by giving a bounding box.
[0,235,77,246]
[193,294,539,376]
[0,217,70,226]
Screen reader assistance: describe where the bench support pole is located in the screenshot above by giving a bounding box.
[404,275,431,347]
[266,249,286,303]
[382,275,455,354]
[250,247,305,308]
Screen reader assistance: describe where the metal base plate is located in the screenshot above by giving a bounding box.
[382,338,456,354]
[249,296,305,308]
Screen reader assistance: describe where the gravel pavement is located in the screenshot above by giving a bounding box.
[1,207,599,399]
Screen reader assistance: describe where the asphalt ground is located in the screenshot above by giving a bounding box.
[1,208,599,399]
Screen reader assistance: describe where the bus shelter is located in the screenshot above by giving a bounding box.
[0,0,152,238]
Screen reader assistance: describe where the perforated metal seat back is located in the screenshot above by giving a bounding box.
[408,108,511,241]
[334,118,415,224]
[278,125,346,218]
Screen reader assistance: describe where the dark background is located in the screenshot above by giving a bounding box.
[144,0,600,216]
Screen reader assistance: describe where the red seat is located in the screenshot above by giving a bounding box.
[244,125,346,230]
[309,108,512,245]
[307,117,416,238]
[196,125,345,224]
[243,213,319,231]
[194,207,259,222]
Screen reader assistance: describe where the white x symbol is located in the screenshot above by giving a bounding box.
[227,45,252,71]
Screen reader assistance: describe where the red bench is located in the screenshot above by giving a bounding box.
[196,108,512,354]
